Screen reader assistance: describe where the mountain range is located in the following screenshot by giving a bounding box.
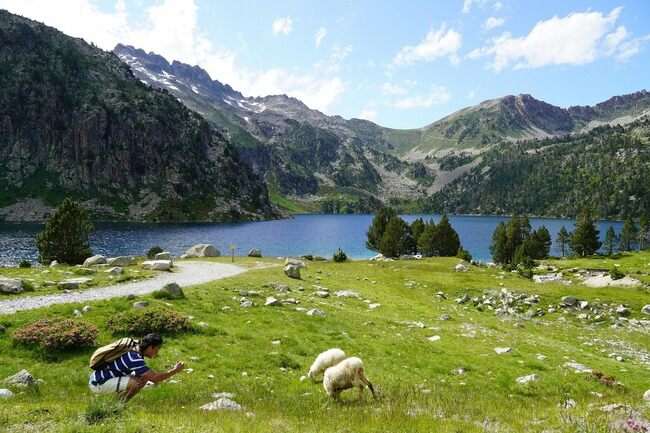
[0,8,648,221]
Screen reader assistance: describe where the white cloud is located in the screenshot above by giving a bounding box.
[393,24,462,66]
[315,27,327,47]
[462,0,487,14]
[393,85,451,109]
[493,2,503,11]
[381,82,407,95]
[0,0,343,112]
[359,108,378,122]
[483,17,505,31]
[468,8,649,71]
[272,16,293,35]
[314,44,353,73]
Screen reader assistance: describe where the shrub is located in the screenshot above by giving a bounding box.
[278,353,301,370]
[19,260,31,268]
[332,248,347,262]
[300,254,314,261]
[456,247,472,262]
[609,267,624,280]
[146,246,164,259]
[105,307,192,335]
[13,318,98,352]
[84,398,126,425]
[22,280,35,292]
[35,198,93,265]
[313,256,328,261]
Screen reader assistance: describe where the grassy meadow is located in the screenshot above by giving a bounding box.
[0,253,649,432]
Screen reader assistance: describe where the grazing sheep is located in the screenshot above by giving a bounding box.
[307,348,346,382]
[323,357,376,400]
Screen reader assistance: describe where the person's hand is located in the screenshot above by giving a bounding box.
[173,361,185,373]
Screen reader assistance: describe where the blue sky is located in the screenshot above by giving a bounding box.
[1,0,649,128]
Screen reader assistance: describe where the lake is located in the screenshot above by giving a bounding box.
[0,214,624,266]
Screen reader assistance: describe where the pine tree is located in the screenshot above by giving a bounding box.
[417,219,437,257]
[570,208,601,257]
[379,216,410,258]
[556,226,571,258]
[366,207,398,252]
[409,218,425,254]
[490,221,509,264]
[603,225,618,256]
[433,214,460,256]
[35,198,94,264]
[620,216,637,251]
[638,214,649,250]
[505,214,523,262]
[523,226,551,259]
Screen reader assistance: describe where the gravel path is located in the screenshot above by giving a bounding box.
[0,261,249,315]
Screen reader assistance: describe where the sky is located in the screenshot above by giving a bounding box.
[0,0,649,129]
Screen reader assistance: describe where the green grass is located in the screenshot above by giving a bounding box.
[0,253,649,432]
[266,181,314,214]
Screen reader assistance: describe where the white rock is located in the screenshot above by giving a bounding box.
[455,263,469,272]
[563,362,592,373]
[154,252,171,260]
[4,370,36,387]
[184,244,220,258]
[536,354,547,361]
[369,303,381,310]
[265,297,282,307]
[283,264,301,279]
[335,290,361,298]
[516,374,539,384]
[83,255,107,267]
[428,335,441,342]
[105,267,123,275]
[141,260,172,271]
[73,309,83,317]
[641,305,650,315]
[600,403,627,412]
[0,277,23,294]
[49,260,59,267]
[306,309,326,316]
[200,398,242,411]
[107,256,136,266]
[0,389,14,398]
[82,305,92,313]
[643,389,650,401]
[285,258,306,268]
[494,347,511,355]
[248,249,262,257]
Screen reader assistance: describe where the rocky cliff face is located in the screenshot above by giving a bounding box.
[0,10,277,222]
[114,44,433,212]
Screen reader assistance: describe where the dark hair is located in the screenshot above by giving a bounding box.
[139,333,163,350]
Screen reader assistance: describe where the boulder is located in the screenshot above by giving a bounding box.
[107,256,136,266]
[455,263,469,272]
[49,260,59,267]
[159,282,184,299]
[306,309,326,316]
[285,258,306,268]
[105,267,123,275]
[141,260,172,271]
[284,264,301,279]
[265,297,282,307]
[516,374,539,384]
[248,249,262,258]
[4,370,36,387]
[486,262,498,269]
[0,389,13,398]
[57,281,79,290]
[83,255,107,266]
[642,305,650,315]
[154,252,171,260]
[0,277,23,294]
[184,244,220,258]
[561,296,578,307]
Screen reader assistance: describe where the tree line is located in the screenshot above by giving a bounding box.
[366,207,469,259]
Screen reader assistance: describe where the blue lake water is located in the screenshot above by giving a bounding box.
[0,214,625,266]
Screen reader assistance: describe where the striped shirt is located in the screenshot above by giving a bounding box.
[89,350,149,385]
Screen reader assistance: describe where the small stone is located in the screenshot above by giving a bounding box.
[558,399,576,408]
[159,283,185,299]
[241,372,248,377]
[616,305,630,316]
[82,306,92,313]
[126,294,136,300]
[208,375,214,379]
[200,397,242,411]
[516,374,539,384]
[561,296,578,307]
[494,347,511,355]
[248,249,262,257]
[0,389,14,398]
[133,301,149,309]
[284,264,301,279]
[105,267,124,275]
[643,389,650,401]
[265,297,282,307]
[4,370,36,387]
[439,314,451,321]
[197,322,208,328]
[0,326,5,334]
[315,291,329,298]
[600,403,626,413]
[73,309,83,317]
[240,299,254,308]
[455,263,469,272]
[641,305,650,315]
[563,362,592,373]
[428,335,441,342]
[154,252,171,260]
[306,309,326,316]
[536,354,547,361]
[369,303,381,310]
[271,340,281,345]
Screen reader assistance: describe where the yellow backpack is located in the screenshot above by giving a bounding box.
[89,338,139,370]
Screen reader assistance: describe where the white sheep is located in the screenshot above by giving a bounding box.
[307,348,346,382]
[323,357,376,400]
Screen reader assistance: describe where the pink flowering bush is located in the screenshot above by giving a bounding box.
[624,419,649,432]
[13,318,99,351]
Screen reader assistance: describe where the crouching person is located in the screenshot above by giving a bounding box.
[88,333,184,402]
